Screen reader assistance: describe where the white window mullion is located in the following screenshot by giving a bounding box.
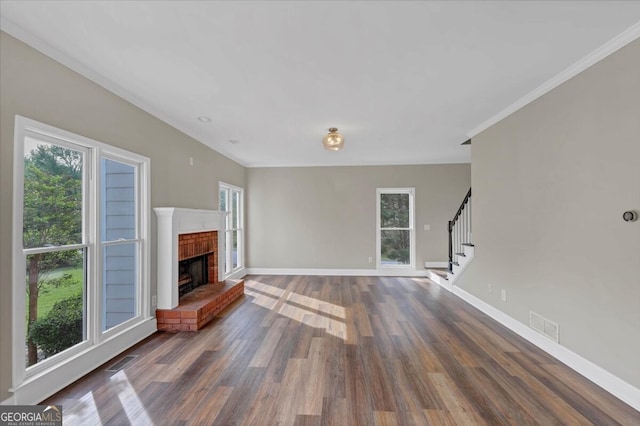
[138,160,150,320]
[226,230,232,275]
[12,116,28,389]
[237,229,243,270]
[89,145,101,345]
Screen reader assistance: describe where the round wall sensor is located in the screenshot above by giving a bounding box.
[622,210,638,222]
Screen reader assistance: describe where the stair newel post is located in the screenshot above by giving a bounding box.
[469,196,472,243]
[457,219,460,259]
[448,220,453,272]
[467,199,470,242]
[455,221,459,263]
[464,202,468,246]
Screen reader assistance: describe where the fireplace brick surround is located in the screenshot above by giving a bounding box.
[154,208,244,332]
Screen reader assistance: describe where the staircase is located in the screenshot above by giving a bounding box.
[427,188,473,291]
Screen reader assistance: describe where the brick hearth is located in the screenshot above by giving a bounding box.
[156,279,244,332]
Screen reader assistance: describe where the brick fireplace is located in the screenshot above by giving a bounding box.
[154,208,228,310]
[153,208,244,332]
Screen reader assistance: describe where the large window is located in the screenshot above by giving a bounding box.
[376,188,415,269]
[13,116,150,393]
[219,182,244,276]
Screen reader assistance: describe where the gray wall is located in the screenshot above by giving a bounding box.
[458,40,640,388]
[247,164,470,269]
[0,31,246,401]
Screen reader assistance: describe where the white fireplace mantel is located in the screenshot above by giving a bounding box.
[154,208,228,309]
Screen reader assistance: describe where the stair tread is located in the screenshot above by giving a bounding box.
[427,269,449,280]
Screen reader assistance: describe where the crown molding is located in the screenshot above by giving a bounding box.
[0,18,248,167]
[467,21,640,139]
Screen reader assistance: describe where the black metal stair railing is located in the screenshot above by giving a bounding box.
[448,188,472,273]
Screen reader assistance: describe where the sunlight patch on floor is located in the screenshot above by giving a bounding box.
[110,370,153,425]
[286,291,346,319]
[245,279,348,341]
[65,390,101,425]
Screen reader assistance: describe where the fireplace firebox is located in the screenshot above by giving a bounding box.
[177,230,218,298]
[178,255,208,297]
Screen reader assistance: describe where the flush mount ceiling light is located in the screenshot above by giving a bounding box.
[322,128,344,151]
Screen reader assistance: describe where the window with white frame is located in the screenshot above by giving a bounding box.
[376,188,415,268]
[12,116,150,386]
[219,182,244,276]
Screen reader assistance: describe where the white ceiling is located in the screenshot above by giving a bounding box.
[2,1,640,167]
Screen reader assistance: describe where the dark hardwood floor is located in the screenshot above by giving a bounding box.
[44,275,639,425]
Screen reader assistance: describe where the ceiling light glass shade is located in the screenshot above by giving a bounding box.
[323,128,344,151]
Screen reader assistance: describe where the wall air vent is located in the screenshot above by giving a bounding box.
[529,311,559,343]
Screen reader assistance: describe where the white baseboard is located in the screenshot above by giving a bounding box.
[226,267,247,280]
[424,261,448,268]
[246,267,428,277]
[453,286,640,411]
[9,319,157,405]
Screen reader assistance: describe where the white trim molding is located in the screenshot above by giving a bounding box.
[453,286,640,411]
[467,22,640,139]
[246,268,428,277]
[427,270,452,292]
[425,244,475,292]
[226,267,247,281]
